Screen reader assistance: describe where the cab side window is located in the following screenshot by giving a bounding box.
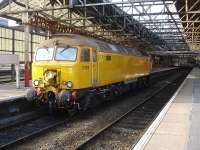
[81,48,90,62]
[92,50,97,62]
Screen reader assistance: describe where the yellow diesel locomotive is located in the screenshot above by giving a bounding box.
[26,34,151,111]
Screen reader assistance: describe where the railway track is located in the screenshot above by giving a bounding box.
[75,70,189,150]
[0,69,11,76]
[0,68,190,150]
[0,107,48,131]
[0,113,70,149]
[0,69,24,84]
[0,76,23,83]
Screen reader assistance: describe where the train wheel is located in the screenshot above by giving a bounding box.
[145,76,150,87]
[48,100,53,114]
[136,78,142,89]
[48,93,56,114]
[138,77,150,88]
[80,95,91,112]
[26,88,36,103]
[67,108,77,116]
[130,83,136,95]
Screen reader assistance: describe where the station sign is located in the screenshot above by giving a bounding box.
[0,54,19,65]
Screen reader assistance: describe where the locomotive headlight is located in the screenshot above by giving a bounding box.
[64,81,73,88]
[33,80,40,86]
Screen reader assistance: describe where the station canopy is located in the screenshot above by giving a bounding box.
[0,0,199,53]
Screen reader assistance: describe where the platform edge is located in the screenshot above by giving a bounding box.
[131,69,191,150]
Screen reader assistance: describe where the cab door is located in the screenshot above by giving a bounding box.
[91,48,98,87]
[79,47,92,88]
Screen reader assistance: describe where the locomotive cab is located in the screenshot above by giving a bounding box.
[26,39,98,111]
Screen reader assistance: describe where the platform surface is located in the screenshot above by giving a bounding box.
[144,68,200,150]
[0,81,28,102]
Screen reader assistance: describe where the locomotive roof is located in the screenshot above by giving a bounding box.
[38,34,143,56]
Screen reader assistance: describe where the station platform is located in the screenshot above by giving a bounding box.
[0,67,176,103]
[134,67,200,150]
[0,82,27,102]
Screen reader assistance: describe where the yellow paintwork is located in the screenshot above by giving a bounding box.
[32,45,151,91]
[97,51,151,86]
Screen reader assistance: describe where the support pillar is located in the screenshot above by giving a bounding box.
[15,64,20,89]
[23,1,30,87]
[69,0,73,8]
[186,0,188,28]
[11,29,15,81]
[24,24,30,87]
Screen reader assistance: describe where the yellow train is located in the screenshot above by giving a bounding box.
[26,34,151,111]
